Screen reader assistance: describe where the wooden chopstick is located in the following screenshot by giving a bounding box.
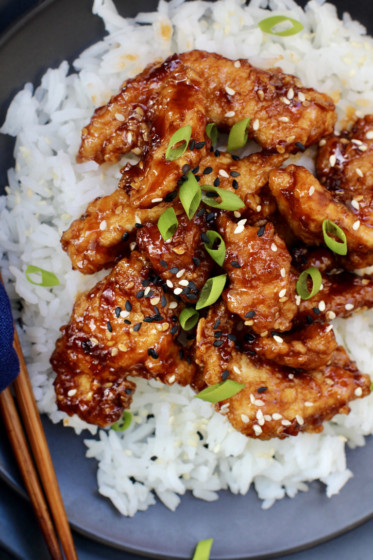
[0,387,64,560]
[0,274,78,560]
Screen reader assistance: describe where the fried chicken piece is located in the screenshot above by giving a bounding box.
[51,252,194,426]
[136,213,213,304]
[218,215,297,334]
[195,302,370,440]
[250,323,337,370]
[180,50,336,153]
[269,165,373,269]
[61,189,170,274]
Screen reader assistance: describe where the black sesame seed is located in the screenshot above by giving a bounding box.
[187,293,197,300]
[160,260,168,269]
[181,287,191,295]
[213,177,220,187]
[203,166,213,175]
[160,295,167,307]
[193,257,201,266]
[245,310,256,318]
[201,232,209,243]
[206,212,215,223]
[143,316,154,323]
[214,331,223,338]
[230,170,240,177]
[81,340,92,354]
[124,319,131,325]
[150,455,158,461]
[169,267,179,274]
[312,307,321,315]
[205,191,218,198]
[122,232,129,242]
[115,306,121,317]
[257,225,265,237]
[295,141,306,152]
[145,290,154,299]
[306,315,314,325]
[133,322,142,332]
[213,319,221,330]
[153,306,160,315]
[214,149,221,157]
[141,279,150,287]
[192,165,199,174]
[147,413,155,420]
[194,175,200,182]
[135,223,143,229]
[258,386,267,393]
[182,164,190,174]
[170,325,178,335]
[171,315,178,323]
[232,179,239,189]
[136,290,145,299]
[148,348,159,359]
[230,260,241,268]
[129,476,137,484]
[203,443,209,449]
[244,333,255,343]
[125,300,132,312]
[213,340,224,347]
[222,369,230,380]
[195,141,206,149]
[196,431,204,440]
[196,208,205,217]
[189,139,196,150]
[188,280,197,291]
[107,321,112,332]
[125,388,132,395]
[164,190,178,202]
[232,154,240,161]
[227,334,236,342]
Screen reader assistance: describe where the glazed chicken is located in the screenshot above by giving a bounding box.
[53,50,373,439]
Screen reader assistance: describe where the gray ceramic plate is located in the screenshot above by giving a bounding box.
[1,1,373,559]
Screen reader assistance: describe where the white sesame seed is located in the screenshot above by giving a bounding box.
[257,89,264,100]
[366,130,373,139]
[345,303,354,311]
[281,419,291,426]
[234,218,247,234]
[130,241,136,251]
[234,211,241,218]
[296,415,304,425]
[351,199,360,210]
[127,132,132,143]
[225,86,236,95]
[352,220,361,230]
[252,119,260,131]
[99,220,107,231]
[135,215,141,225]
[144,286,151,296]
[355,387,363,397]
[280,268,286,278]
[264,415,272,422]
[278,117,289,122]
[150,296,160,305]
[256,205,262,212]
[234,60,241,68]
[233,365,241,374]
[168,374,176,383]
[325,325,333,333]
[356,168,363,177]
[271,243,278,252]
[256,409,265,425]
[358,144,368,152]
[166,279,173,288]
[272,413,282,421]
[319,138,326,146]
[115,113,125,121]
[120,310,130,318]
[225,110,235,118]
[111,347,119,357]
[176,268,186,278]
[67,389,77,397]
[298,92,306,102]
[253,424,262,436]
[329,154,337,167]
[250,394,256,404]
[220,403,230,413]
[288,373,294,379]
[305,401,313,407]
[278,288,287,298]
[326,311,336,320]
[254,399,265,407]
[151,197,163,203]
[273,335,284,344]
[287,88,294,100]
[318,300,326,312]
[309,186,315,196]
[351,138,363,146]
[174,288,182,295]
[295,295,301,306]
[169,301,178,309]
[241,414,250,424]
[179,279,189,287]
[281,96,290,105]
[219,169,229,178]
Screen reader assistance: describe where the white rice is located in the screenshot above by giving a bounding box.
[1,0,373,516]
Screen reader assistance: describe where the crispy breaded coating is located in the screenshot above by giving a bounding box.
[218,215,297,334]
[51,252,194,426]
[195,303,370,440]
[268,165,373,269]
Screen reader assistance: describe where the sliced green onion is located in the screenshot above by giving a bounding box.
[227,117,250,152]
[111,411,132,432]
[205,123,218,145]
[201,185,245,211]
[179,171,202,219]
[25,265,60,287]
[195,274,227,310]
[179,308,200,330]
[296,267,322,300]
[204,230,226,266]
[258,15,304,37]
[370,382,373,392]
[196,380,245,403]
[165,125,192,161]
[157,208,178,241]
[192,538,214,560]
[322,219,348,256]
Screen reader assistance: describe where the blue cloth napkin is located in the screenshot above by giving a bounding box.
[0,283,19,392]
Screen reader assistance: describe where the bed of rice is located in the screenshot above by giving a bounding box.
[1,0,373,517]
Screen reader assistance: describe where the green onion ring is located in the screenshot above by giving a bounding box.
[201,185,245,211]
[196,380,245,403]
[322,219,348,255]
[179,171,202,219]
[157,208,179,241]
[196,274,227,310]
[179,308,200,330]
[227,117,250,152]
[192,538,214,560]
[296,267,322,300]
[205,123,218,145]
[111,411,132,432]
[258,15,304,37]
[204,230,226,266]
[25,265,60,287]
[165,125,192,161]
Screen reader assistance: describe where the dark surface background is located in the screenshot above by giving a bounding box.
[1,1,373,559]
